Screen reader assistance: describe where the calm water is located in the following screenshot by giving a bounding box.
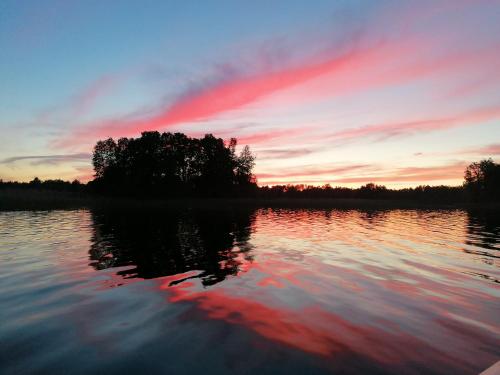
[0,208,499,374]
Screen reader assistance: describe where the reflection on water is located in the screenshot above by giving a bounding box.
[89,208,255,285]
[465,212,500,266]
[0,208,499,374]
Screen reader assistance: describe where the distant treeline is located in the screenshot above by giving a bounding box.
[0,177,84,192]
[1,131,499,202]
[258,183,467,202]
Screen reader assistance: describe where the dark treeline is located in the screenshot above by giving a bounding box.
[259,183,466,202]
[0,177,84,192]
[1,131,499,203]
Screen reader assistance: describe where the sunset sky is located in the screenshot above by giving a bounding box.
[1,0,500,187]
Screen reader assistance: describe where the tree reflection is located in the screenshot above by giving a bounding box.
[89,207,256,286]
[465,211,500,275]
[466,211,500,251]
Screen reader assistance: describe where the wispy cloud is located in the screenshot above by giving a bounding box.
[257,148,313,160]
[257,164,372,180]
[70,75,120,117]
[460,143,500,156]
[332,163,466,184]
[327,105,500,144]
[1,153,91,166]
[258,162,467,186]
[186,126,312,148]
[37,74,121,126]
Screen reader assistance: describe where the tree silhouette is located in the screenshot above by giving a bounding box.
[235,145,256,185]
[89,131,257,197]
[464,159,500,201]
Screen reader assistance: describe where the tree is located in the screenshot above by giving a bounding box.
[359,183,387,199]
[29,177,42,188]
[92,138,117,178]
[90,132,256,197]
[235,145,256,186]
[464,159,500,200]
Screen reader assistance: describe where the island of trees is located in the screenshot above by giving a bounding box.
[1,131,499,206]
[89,131,257,197]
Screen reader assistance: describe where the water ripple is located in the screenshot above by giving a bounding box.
[0,208,499,374]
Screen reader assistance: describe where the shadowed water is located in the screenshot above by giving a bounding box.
[0,208,499,374]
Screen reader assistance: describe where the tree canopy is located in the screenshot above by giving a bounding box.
[89,131,257,197]
[464,158,500,201]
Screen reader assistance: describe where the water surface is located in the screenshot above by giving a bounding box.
[1,208,499,374]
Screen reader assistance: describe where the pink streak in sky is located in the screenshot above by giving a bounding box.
[327,105,500,143]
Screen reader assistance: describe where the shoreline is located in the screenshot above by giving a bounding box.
[1,188,499,211]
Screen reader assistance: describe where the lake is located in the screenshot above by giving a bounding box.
[0,207,498,374]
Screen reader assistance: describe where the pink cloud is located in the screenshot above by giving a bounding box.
[257,162,467,186]
[56,46,372,146]
[257,148,313,160]
[71,75,120,117]
[332,163,467,184]
[57,34,499,150]
[37,74,121,125]
[235,128,310,145]
[257,164,372,180]
[188,126,310,145]
[460,144,500,156]
[327,105,500,143]
[55,36,445,146]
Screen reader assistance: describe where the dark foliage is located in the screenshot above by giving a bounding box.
[257,183,467,203]
[463,158,500,201]
[0,177,84,192]
[89,131,257,197]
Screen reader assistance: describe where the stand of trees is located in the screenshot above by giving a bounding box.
[464,159,500,201]
[88,131,257,197]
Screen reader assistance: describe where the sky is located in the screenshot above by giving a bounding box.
[1,0,500,187]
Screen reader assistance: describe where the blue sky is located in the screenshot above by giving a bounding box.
[1,0,499,186]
